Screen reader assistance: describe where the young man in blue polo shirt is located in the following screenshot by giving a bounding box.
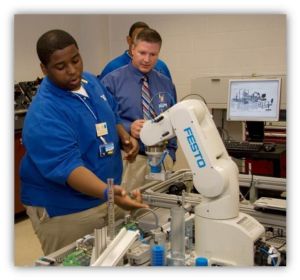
[98,21,172,80]
[20,29,148,255]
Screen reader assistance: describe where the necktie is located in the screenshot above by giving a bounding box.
[141,76,156,120]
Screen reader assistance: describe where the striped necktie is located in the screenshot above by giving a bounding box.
[141,76,156,120]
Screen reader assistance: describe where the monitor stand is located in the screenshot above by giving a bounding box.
[246,121,264,143]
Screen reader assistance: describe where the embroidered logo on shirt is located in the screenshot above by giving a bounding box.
[100,94,107,101]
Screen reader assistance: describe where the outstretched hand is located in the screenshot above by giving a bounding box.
[114,187,149,211]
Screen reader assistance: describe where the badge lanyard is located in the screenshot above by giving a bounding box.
[75,93,114,157]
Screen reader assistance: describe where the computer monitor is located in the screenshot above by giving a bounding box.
[227,78,281,122]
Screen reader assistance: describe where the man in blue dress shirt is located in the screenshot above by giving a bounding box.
[100,28,177,190]
[98,21,172,80]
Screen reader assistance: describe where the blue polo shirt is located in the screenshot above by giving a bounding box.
[100,62,177,160]
[98,50,172,80]
[20,72,123,217]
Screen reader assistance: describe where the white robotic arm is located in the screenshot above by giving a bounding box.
[141,99,265,266]
[140,99,239,219]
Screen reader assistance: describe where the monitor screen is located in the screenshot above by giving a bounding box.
[227,78,281,121]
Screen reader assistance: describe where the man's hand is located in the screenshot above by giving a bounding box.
[122,136,139,163]
[114,187,148,210]
[116,124,139,162]
[130,119,145,139]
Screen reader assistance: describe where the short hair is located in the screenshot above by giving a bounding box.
[36,29,78,66]
[134,28,162,46]
[128,21,149,37]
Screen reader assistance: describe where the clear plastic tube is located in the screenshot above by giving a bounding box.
[107,178,115,241]
[170,205,185,265]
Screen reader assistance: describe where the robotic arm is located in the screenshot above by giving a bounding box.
[141,99,265,266]
[140,99,239,219]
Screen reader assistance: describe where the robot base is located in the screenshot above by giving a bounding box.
[195,210,265,266]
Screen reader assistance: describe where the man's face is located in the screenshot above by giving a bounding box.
[131,41,160,74]
[41,44,83,91]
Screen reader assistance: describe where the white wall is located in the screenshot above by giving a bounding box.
[78,15,109,75]
[14,14,286,95]
[14,14,109,81]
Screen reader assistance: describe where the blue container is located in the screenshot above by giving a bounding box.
[195,257,208,266]
[150,165,162,173]
[151,245,165,266]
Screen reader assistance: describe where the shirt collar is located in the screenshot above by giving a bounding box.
[125,50,131,59]
[42,72,92,98]
[128,62,154,83]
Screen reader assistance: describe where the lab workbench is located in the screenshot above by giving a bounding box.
[35,170,286,267]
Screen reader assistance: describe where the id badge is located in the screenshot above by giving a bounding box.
[99,142,115,157]
[96,122,108,137]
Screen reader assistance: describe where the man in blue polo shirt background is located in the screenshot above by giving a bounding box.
[98,21,172,80]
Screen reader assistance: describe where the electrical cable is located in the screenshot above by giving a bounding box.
[240,164,254,200]
[276,242,286,250]
[162,161,166,172]
[132,208,160,230]
[180,93,207,105]
[259,246,281,266]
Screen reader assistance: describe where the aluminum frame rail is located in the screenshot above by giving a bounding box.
[141,169,286,208]
[91,228,139,266]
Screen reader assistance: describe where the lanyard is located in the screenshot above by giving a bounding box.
[74,93,97,121]
[74,93,108,145]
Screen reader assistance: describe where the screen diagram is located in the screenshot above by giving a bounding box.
[227,79,281,121]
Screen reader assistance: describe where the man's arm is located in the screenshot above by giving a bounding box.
[116,124,139,162]
[67,166,118,198]
[67,166,148,209]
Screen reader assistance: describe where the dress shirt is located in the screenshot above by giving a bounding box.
[100,62,177,160]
